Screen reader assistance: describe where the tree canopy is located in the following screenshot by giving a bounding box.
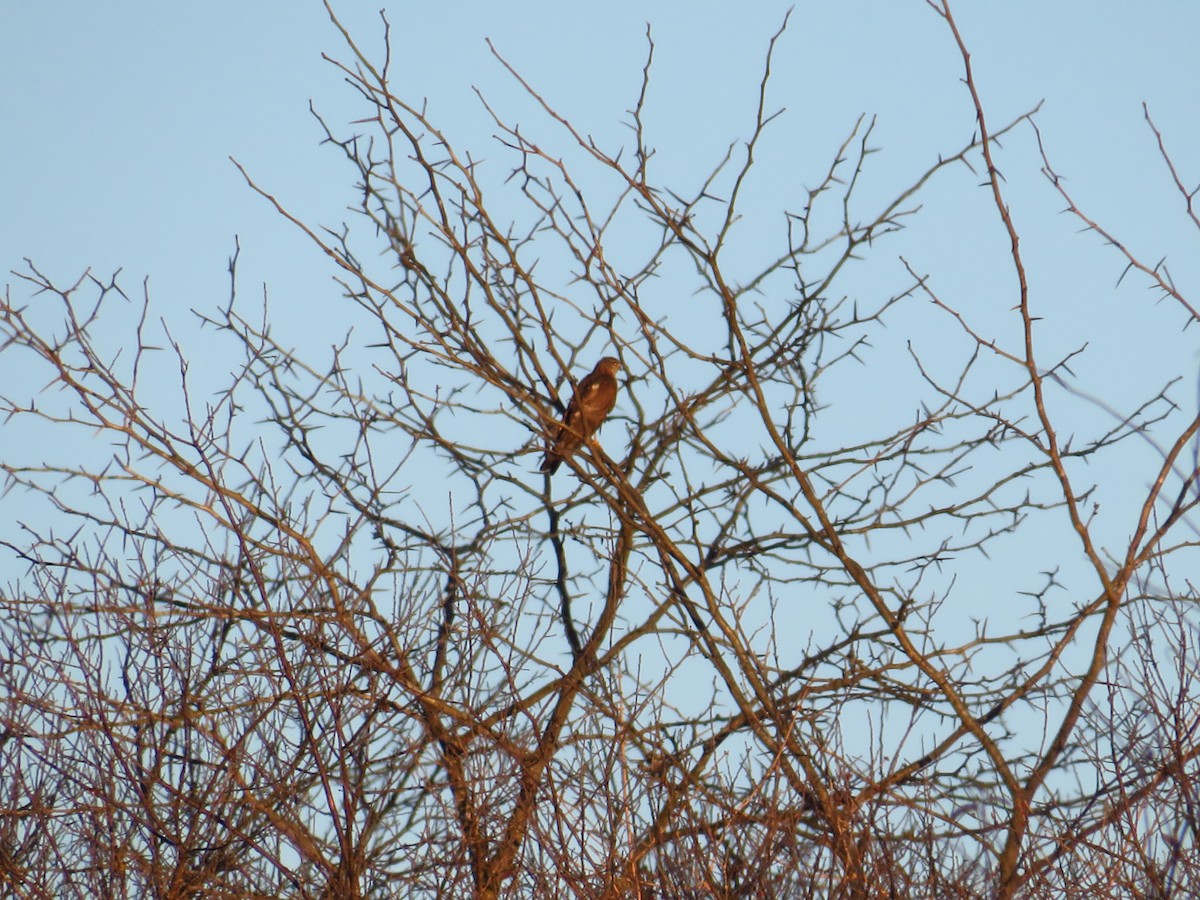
[2,4,1198,897]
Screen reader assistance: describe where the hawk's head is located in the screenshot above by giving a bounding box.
[595,357,620,377]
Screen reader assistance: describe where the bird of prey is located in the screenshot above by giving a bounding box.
[539,357,621,475]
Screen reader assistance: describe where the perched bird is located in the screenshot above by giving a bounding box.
[539,357,621,475]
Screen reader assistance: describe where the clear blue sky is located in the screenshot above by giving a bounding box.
[4,2,1197,326]
[2,2,1198,592]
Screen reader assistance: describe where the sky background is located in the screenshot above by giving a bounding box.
[2,2,1198,625]
[4,1,1198,331]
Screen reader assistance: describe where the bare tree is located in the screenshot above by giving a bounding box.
[2,2,1198,897]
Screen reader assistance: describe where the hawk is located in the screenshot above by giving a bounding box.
[539,357,621,475]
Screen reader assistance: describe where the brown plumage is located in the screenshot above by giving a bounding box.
[539,357,621,475]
